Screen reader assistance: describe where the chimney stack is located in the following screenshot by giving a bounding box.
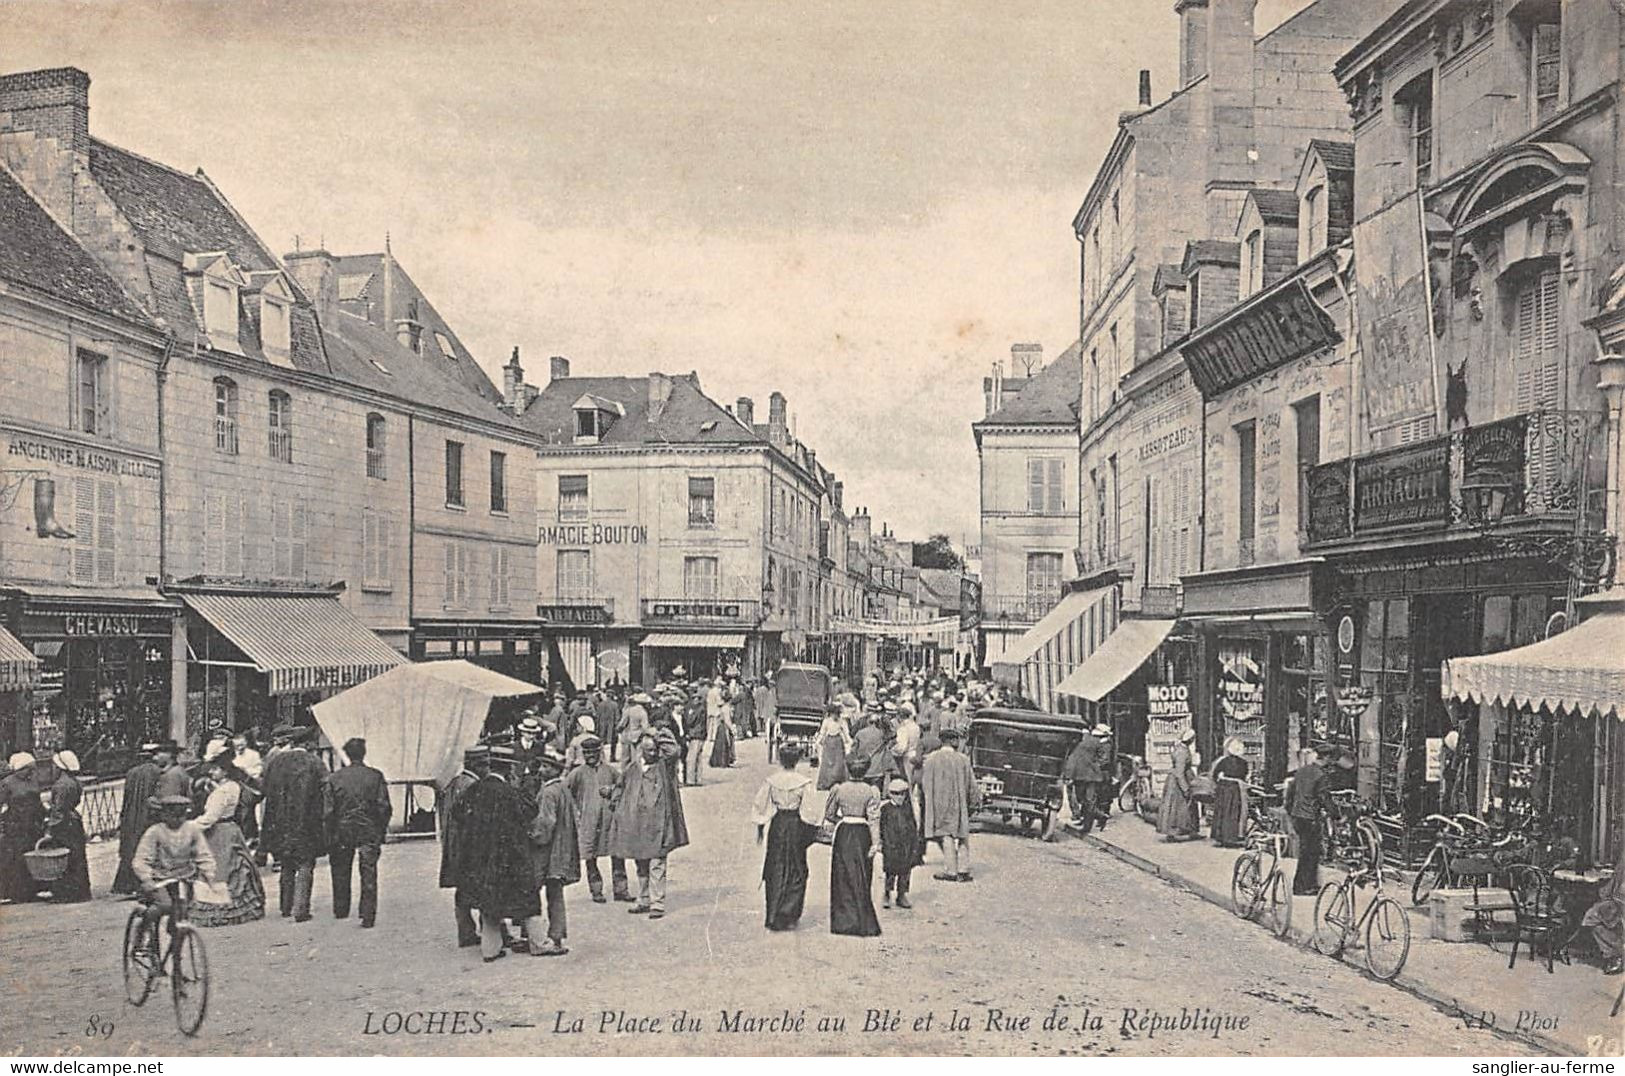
[832,481,844,510]
[1012,342,1043,377]
[283,249,338,311]
[648,372,673,420]
[549,355,570,382]
[1139,69,1153,106]
[0,68,91,226]
[736,397,755,427]
[768,391,787,440]
[503,348,529,413]
[394,297,422,353]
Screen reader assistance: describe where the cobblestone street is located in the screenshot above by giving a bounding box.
[1,752,1540,1057]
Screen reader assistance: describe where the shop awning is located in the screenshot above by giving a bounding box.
[1054,618,1176,702]
[1442,611,1625,720]
[640,632,747,650]
[181,593,406,695]
[0,626,38,692]
[989,585,1118,711]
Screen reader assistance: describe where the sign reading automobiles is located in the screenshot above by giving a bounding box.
[1180,279,1340,397]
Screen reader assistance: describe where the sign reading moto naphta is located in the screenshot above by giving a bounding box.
[1180,279,1340,397]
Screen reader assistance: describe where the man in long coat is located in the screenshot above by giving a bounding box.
[452,747,544,962]
[438,746,487,947]
[1062,726,1108,834]
[591,688,621,764]
[563,735,628,902]
[607,728,688,919]
[260,725,328,922]
[528,750,581,956]
[113,743,167,895]
[921,728,980,883]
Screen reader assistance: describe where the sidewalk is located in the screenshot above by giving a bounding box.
[1067,813,1623,1057]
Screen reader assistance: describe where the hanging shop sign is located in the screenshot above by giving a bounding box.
[1181,279,1341,397]
[537,523,648,545]
[1353,439,1450,532]
[959,577,982,633]
[1304,461,1353,543]
[1461,415,1527,501]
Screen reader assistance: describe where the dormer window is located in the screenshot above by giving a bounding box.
[571,393,624,445]
[262,296,289,354]
[1303,185,1327,257]
[1241,229,1264,296]
[184,251,247,355]
[249,271,295,360]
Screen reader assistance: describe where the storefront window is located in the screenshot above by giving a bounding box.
[1281,632,1327,782]
[34,637,170,775]
[1358,597,1410,812]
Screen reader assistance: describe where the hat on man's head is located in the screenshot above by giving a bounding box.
[8,751,35,771]
[536,747,568,772]
[271,723,306,744]
[516,716,544,735]
[487,744,518,763]
[1093,723,1112,737]
[1179,727,1197,743]
[938,727,962,743]
[577,715,596,735]
[887,778,910,794]
[630,691,653,704]
[139,742,163,755]
[579,734,603,752]
[670,665,687,678]
[463,744,492,764]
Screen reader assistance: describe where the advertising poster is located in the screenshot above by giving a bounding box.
[1218,641,1267,774]
[1353,191,1440,434]
[1146,683,1192,795]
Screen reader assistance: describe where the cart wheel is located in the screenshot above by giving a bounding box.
[1039,810,1058,842]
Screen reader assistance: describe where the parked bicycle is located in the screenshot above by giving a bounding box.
[1311,854,1412,980]
[1231,828,1292,938]
[1324,789,1385,872]
[1240,782,1283,840]
[1116,754,1154,819]
[1410,813,1523,907]
[122,878,210,1036]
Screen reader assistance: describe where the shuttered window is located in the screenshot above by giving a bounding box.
[362,510,392,590]
[271,498,308,581]
[558,475,588,521]
[443,543,472,608]
[203,491,245,577]
[71,477,116,584]
[489,546,512,609]
[1514,268,1561,412]
[557,549,592,599]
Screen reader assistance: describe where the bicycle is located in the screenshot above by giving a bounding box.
[1410,813,1521,906]
[1231,828,1292,938]
[122,878,210,1036]
[1116,754,1153,818]
[1311,856,1412,981]
[1323,789,1384,871]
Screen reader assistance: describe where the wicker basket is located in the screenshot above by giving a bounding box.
[23,838,68,883]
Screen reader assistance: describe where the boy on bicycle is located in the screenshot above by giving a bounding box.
[131,786,216,951]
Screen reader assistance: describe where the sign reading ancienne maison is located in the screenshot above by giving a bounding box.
[1180,279,1340,397]
[6,431,162,480]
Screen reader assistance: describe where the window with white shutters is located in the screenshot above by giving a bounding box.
[290,500,306,580]
[684,556,720,598]
[362,511,392,590]
[270,499,308,581]
[557,549,592,599]
[69,478,117,585]
[442,543,473,608]
[1514,269,1561,412]
[489,546,512,610]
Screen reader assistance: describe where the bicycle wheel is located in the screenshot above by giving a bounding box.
[1410,845,1444,906]
[1312,881,1351,956]
[1265,869,1292,938]
[1364,897,1411,981]
[1117,780,1136,814]
[1230,852,1262,918]
[122,909,155,1006]
[1356,819,1384,873]
[170,926,209,1036]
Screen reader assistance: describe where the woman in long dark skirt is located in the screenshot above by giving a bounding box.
[823,763,881,937]
[709,701,737,769]
[45,751,91,902]
[1209,738,1251,848]
[752,743,816,931]
[0,754,47,903]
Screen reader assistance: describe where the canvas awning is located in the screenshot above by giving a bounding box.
[640,632,747,649]
[1442,611,1625,720]
[1054,618,1176,702]
[181,592,405,695]
[989,585,1118,711]
[0,627,38,692]
[312,660,544,785]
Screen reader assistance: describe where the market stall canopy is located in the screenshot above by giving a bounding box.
[311,660,545,785]
[1442,610,1625,720]
[1054,619,1176,702]
[180,592,405,695]
[988,585,1118,712]
[640,632,746,649]
[0,626,38,692]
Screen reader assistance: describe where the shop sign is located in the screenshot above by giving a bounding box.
[1461,415,1527,502]
[538,604,611,626]
[1335,683,1374,718]
[1218,642,1266,771]
[6,434,161,480]
[63,613,161,637]
[1353,439,1450,532]
[537,523,647,545]
[1181,280,1341,397]
[648,601,748,621]
[959,577,982,633]
[1146,683,1191,720]
[1424,736,1443,782]
[1146,717,1191,798]
[1304,461,1352,543]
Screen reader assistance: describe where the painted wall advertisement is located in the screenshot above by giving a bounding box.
[1146,683,1192,796]
[1352,191,1439,434]
[1218,641,1266,774]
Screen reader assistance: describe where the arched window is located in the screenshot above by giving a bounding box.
[365,413,387,479]
[213,377,239,455]
[268,390,293,463]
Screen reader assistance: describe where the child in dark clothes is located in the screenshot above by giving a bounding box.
[879,778,919,909]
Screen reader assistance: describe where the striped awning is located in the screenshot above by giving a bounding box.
[0,626,39,692]
[1443,610,1625,720]
[640,632,747,650]
[1055,618,1176,702]
[990,585,1119,712]
[181,593,405,696]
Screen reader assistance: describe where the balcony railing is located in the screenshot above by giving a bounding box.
[366,446,386,479]
[214,417,238,455]
[641,597,761,626]
[268,427,293,463]
[538,596,614,626]
[981,593,1063,625]
[1303,409,1603,550]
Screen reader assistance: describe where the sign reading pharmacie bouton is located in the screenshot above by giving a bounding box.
[6,432,161,480]
[537,523,648,545]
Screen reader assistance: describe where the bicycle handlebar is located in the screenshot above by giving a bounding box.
[1455,813,1490,830]
[1425,813,1464,833]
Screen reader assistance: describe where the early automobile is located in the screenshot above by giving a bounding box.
[966,707,1087,841]
[767,662,832,762]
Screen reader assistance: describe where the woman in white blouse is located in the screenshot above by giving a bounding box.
[813,705,854,791]
[753,743,819,931]
[190,748,265,927]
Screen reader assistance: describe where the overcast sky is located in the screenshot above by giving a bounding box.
[7,0,1307,544]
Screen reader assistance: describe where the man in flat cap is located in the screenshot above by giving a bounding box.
[607,728,688,919]
[261,724,327,922]
[326,737,391,928]
[564,734,629,903]
[527,748,579,956]
[439,745,489,946]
